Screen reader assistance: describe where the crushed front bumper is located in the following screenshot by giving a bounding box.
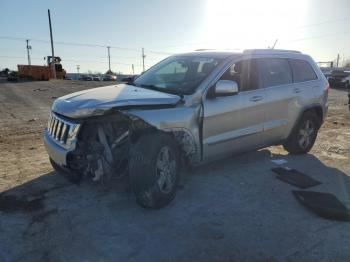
[44,129,69,166]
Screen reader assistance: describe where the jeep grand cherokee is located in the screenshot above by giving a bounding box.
[44,49,328,208]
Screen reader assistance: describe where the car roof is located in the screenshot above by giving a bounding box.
[175,49,305,60]
[175,50,241,59]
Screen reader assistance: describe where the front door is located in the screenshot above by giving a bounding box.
[202,59,266,161]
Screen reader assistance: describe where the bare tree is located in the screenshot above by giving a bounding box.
[342,58,350,67]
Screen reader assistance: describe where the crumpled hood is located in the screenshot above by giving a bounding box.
[52,84,181,118]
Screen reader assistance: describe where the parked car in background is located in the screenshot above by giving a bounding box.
[327,70,350,89]
[44,49,328,208]
[78,75,93,81]
[7,71,18,82]
[93,76,101,81]
[103,75,117,81]
[0,68,10,77]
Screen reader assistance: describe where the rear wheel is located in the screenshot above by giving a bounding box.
[283,111,319,155]
[129,133,179,208]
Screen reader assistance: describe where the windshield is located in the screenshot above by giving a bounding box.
[133,56,223,95]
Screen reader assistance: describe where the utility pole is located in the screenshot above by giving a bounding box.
[48,9,56,79]
[336,53,340,68]
[107,46,111,73]
[142,48,146,72]
[26,39,31,65]
[132,64,134,75]
[76,65,80,80]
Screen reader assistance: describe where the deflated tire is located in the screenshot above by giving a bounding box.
[129,133,179,208]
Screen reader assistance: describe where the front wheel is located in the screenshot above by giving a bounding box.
[129,133,179,208]
[283,111,319,155]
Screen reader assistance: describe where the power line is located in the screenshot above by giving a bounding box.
[102,55,140,60]
[294,17,350,30]
[0,36,29,41]
[0,35,176,55]
[0,55,43,60]
[3,31,350,62]
[0,55,143,67]
[146,50,173,55]
[0,55,28,59]
[0,36,141,52]
[62,59,141,66]
[287,31,350,43]
[149,18,350,50]
[2,15,350,52]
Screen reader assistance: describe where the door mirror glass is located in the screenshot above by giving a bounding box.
[215,80,238,96]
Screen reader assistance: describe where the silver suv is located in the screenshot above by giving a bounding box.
[44,49,329,208]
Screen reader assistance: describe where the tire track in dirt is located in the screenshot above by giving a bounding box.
[0,80,105,192]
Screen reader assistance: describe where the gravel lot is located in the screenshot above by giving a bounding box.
[0,78,350,261]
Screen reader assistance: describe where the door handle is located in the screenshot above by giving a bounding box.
[249,96,263,102]
[293,88,302,93]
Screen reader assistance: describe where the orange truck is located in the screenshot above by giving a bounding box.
[18,58,66,80]
[17,65,53,80]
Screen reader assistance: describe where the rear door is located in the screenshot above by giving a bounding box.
[259,58,295,145]
[261,58,319,145]
[202,58,266,160]
[289,58,319,103]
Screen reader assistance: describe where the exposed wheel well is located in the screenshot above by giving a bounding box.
[131,129,198,168]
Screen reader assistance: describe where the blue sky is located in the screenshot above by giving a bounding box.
[1,0,350,74]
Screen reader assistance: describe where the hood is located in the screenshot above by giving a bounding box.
[52,84,181,118]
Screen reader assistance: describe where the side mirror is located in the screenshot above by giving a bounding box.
[212,80,238,97]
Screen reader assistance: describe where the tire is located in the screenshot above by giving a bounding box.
[283,111,319,155]
[129,133,179,208]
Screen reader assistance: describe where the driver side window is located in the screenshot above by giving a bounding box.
[219,59,260,92]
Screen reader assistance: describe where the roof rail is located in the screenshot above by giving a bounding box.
[194,48,216,51]
[243,49,302,54]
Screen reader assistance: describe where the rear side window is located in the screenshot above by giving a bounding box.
[260,58,292,87]
[289,59,318,82]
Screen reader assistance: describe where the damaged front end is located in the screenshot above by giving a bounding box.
[47,107,201,183]
[44,83,202,182]
[64,112,155,182]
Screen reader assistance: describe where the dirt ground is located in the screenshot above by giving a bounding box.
[0,78,350,261]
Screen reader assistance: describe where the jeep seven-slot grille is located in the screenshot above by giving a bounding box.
[47,114,73,145]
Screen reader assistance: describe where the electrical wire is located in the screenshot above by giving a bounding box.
[0,55,144,67]
[1,16,350,50]
[287,31,350,43]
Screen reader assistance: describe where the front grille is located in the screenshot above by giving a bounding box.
[47,113,79,146]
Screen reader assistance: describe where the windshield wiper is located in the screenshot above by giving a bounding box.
[127,81,136,86]
[138,84,184,97]
[139,84,168,92]
[139,84,159,89]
